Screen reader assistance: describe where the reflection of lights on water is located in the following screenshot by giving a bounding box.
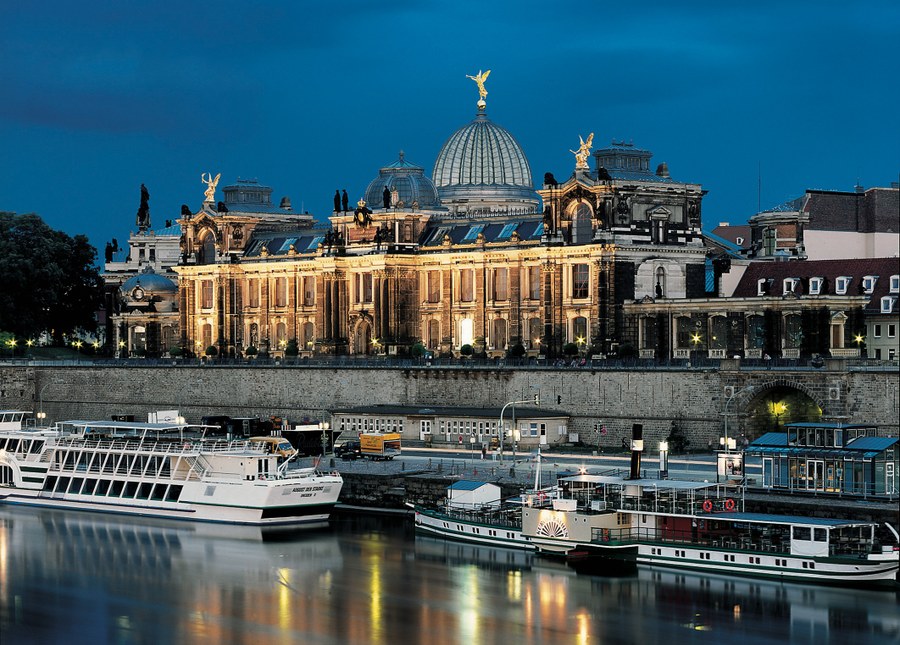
[368,554,383,645]
[576,610,591,645]
[733,604,741,618]
[506,570,522,601]
[277,567,292,629]
[682,613,711,631]
[457,567,481,642]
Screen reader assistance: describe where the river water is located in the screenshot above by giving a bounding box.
[0,506,896,645]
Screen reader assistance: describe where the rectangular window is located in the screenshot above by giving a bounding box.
[874,324,882,338]
[201,280,214,309]
[362,273,373,303]
[528,266,541,300]
[275,277,287,307]
[889,324,896,338]
[248,279,259,308]
[835,276,851,294]
[459,269,474,302]
[572,264,589,299]
[462,224,485,242]
[493,268,508,301]
[497,223,517,240]
[427,271,441,303]
[809,277,823,295]
[891,275,900,293]
[303,276,315,306]
[882,297,897,313]
[783,278,798,294]
[861,276,877,293]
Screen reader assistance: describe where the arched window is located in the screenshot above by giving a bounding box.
[249,323,259,349]
[572,202,593,244]
[201,323,213,350]
[572,316,588,346]
[459,318,474,347]
[709,315,728,350]
[199,233,216,265]
[275,322,287,347]
[528,318,542,349]
[655,267,666,298]
[492,319,508,350]
[428,320,440,349]
[301,322,314,350]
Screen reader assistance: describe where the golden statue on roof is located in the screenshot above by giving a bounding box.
[570,133,594,170]
[201,172,221,203]
[466,69,491,102]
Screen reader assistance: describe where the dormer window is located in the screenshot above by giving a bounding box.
[783,278,799,294]
[890,275,900,293]
[809,277,823,295]
[835,276,851,295]
[735,237,744,246]
[757,278,770,296]
[882,296,897,313]
[861,276,877,294]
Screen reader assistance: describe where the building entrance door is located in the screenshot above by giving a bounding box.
[807,459,825,491]
[762,458,774,487]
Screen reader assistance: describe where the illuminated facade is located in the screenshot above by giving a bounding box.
[173,123,710,358]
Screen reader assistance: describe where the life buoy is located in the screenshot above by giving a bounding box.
[724,498,735,511]
[702,499,713,513]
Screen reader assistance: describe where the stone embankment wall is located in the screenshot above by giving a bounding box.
[1,364,897,450]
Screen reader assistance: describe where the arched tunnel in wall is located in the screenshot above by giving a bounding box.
[736,385,824,443]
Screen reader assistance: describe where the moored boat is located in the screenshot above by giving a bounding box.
[411,450,556,550]
[0,415,343,526]
[521,473,900,587]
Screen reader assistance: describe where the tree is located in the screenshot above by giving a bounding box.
[0,213,102,343]
[284,338,299,357]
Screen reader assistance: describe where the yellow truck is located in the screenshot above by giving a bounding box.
[359,432,401,460]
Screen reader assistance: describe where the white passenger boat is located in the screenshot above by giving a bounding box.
[412,451,554,550]
[0,414,343,526]
[521,473,900,587]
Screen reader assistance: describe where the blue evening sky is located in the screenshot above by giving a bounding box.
[1,1,898,252]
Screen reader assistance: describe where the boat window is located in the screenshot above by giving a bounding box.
[793,526,811,540]
[814,528,827,541]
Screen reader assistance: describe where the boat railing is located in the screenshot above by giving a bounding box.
[589,526,885,558]
[51,436,263,455]
[433,503,525,529]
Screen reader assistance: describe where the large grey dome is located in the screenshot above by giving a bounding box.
[432,110,538,215]
[120,268,177,295]
[363,152,442,210]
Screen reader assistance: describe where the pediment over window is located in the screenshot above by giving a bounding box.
[646,205,671,220]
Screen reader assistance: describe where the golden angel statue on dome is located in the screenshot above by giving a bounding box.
[570,133,594,170]
[466,69,491,101]
[201,172,221,203]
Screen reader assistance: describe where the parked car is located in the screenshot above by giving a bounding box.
[335,440,362,460]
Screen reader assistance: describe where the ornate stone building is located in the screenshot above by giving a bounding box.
[172,82,712,359]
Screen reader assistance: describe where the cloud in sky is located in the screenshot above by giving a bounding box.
[1,1,897,249]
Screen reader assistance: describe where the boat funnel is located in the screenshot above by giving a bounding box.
[628,423,644,480]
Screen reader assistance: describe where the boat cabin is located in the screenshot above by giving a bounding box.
[447,480,502,510]
[745,422,898,500]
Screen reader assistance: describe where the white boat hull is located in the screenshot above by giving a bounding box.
[414,508,535,550]
[0,474,343,526]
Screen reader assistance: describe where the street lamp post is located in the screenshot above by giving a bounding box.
[498,388,540,462]
[319,420,330,457]
[658,440,669,479]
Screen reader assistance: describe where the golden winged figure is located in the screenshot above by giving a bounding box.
[466,69,491,100]
[570,133,594,170]
[201,172,221,203]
